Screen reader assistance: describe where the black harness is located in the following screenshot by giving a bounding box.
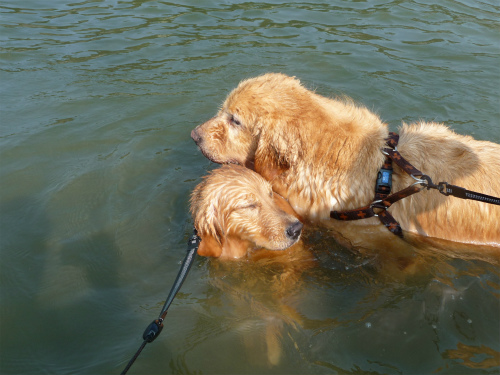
[331,132,500,237]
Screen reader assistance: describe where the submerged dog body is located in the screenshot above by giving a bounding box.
[190,164,303,259]
[192,73,500,247]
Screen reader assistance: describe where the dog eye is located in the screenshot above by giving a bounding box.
[230,115,242,126]
[240,203,259,210]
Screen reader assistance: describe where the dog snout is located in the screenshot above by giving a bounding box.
[286,220,303,240]
[191,128,202,145]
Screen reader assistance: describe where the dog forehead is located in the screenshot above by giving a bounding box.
[206,165,268,193]
[222,74,307,122]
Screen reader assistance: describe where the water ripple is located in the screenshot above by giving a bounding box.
[1,1,499,374]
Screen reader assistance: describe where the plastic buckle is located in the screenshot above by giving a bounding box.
[375,168,393,195]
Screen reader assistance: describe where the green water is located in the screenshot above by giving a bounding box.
[1,1,499,374]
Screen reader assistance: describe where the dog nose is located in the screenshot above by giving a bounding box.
[191,128,202,144]
[286,221,303,240]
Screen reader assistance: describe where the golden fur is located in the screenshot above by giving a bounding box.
[191,73,500,251]
[190,164,316,364]
[190,164,304,259]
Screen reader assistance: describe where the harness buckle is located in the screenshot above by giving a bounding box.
[382,146,398,156]
[375,168,393,195]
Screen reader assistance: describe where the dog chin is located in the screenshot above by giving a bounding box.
[268,238,300,251]
[198,147,225,164]
[197,146,242,166]
[224,159,255,170]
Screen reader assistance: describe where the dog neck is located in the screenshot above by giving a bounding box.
[254,120,388,222]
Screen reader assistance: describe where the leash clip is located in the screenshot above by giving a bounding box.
[410,174,437,190]
[437,181,451,196]
[187,229,201,252]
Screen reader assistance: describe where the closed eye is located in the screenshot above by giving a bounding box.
[230,114,242,126]
[237,202,260,210]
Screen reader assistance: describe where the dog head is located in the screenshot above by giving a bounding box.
[190,73,314,172]
[190,165,303,259]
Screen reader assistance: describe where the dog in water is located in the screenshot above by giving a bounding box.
[191,73,500,253]
[190,164,317,365]
[190,164,304,258]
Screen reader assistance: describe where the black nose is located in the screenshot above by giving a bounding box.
[191,128,202,144]
[286,221,303,240]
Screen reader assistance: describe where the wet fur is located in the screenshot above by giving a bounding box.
[190,164,303,259]
[192,73,500,251]
[190,164,315,364]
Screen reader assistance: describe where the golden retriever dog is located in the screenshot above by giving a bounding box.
[190,164,304,259]
[190,164,316,365]
[191,73,500,255]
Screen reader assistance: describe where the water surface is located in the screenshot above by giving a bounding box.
[1,1,499,374]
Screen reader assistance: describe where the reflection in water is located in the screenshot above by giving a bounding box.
[443,343,500,370]
[167,227,500,373]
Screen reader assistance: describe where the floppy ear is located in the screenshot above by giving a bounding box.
[221,236,253,259]
[255,143,290,187]
[197,233,223,257]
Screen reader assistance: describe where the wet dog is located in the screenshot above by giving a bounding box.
[190,164,316,365]
[191,73,500,252]
[190,164,303,259]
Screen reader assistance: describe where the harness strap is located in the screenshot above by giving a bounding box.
[374,133,401,235]
[331,131,500,237]
[331,132,409,237]
[331,184,422,237]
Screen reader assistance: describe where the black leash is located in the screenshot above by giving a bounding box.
[430,180,500,205]
[120,229,201,375]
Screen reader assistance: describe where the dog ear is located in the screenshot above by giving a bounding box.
[255,144,290,180]
[197,233,223,257]
[221,236,252,259]
[254,149,290,198]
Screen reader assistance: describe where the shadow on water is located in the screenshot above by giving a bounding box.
[0,196,134,374]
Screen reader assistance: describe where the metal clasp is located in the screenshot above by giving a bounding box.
[381,146,397,156]
[370,200,387,217]
[437,181,450,195]
[410,174,438,190]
